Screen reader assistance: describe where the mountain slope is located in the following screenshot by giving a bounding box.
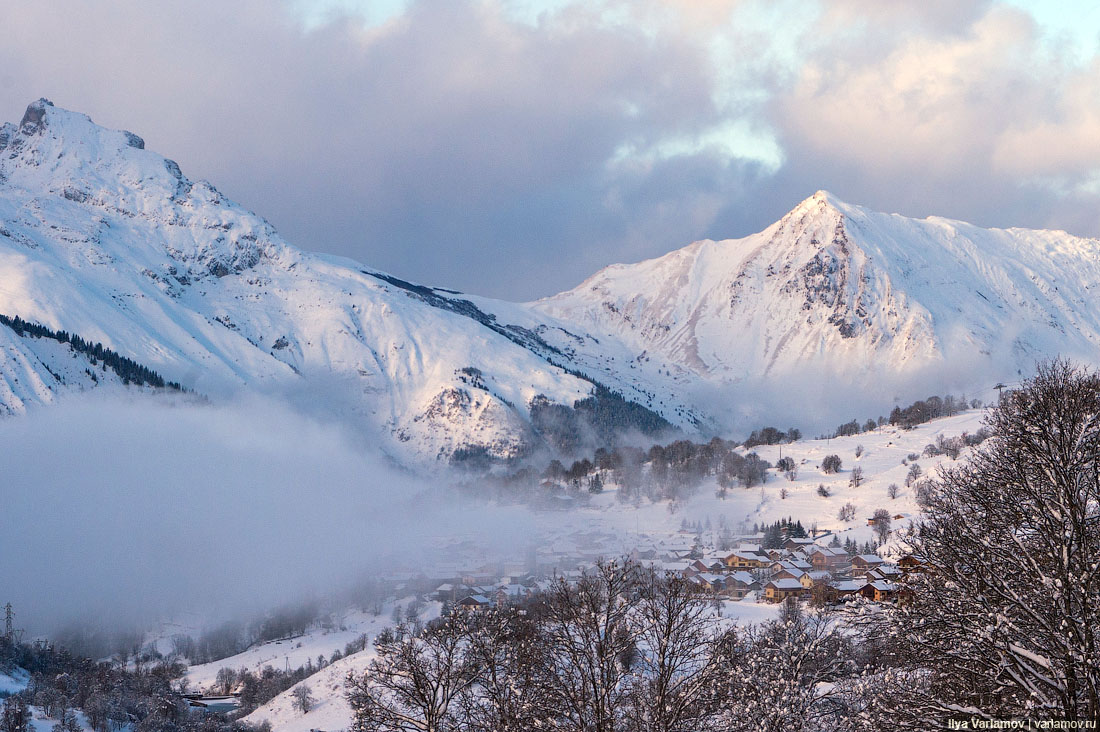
[536,191,1100,413]
[0,99,680,465]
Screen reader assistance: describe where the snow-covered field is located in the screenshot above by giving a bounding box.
[526,409,986,558]
[185,608,392,692]
[26,709,92,732]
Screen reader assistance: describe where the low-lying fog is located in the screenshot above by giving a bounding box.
[0,391,534,638]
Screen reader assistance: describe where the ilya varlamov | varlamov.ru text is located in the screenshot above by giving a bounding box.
[947,721,1098,730]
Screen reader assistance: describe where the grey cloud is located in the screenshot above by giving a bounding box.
[751,3,1100,236]
[0,0,724,299]
[0,0,1098,302]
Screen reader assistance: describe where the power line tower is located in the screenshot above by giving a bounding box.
[3,602,21,644]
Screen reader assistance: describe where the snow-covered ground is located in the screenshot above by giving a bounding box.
[26,708,92,732]
[0,667,29,695]
[186,607,397,692]
[238,601,441,732]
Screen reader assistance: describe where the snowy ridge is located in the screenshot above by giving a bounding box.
[536,190,1100,397]
[0,317,169,415]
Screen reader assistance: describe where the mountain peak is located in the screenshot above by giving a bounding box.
[18,98,54,134]
[6,98,150,167]
[0,99,201,224]
[787,189,853,218]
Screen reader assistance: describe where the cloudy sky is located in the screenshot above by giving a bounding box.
[2,0,1099,299]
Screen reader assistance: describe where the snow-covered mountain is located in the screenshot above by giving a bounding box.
[536,190,1100,406]
[3,99,1100,466]
[0,99,682,465]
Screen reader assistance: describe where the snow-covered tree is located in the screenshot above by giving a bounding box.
[0,697,30,732]
[458,608,547,732]
[875,360,1100,724]
[536,560,640,732]
[624,569,722,732]
[291,684,314,714]
[712,602,857,731]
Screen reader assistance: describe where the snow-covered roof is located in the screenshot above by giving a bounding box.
[728,571,756,586]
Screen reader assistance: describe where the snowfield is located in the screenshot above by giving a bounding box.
[0,667,29,695]
[184,609,394,692]
[231,602,441,732]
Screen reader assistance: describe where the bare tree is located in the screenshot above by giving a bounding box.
[837,502,857,522]
[871,509,891,544]
[849,467,864,488]
[536,560,641,732]
[625,569,722,732]
[887,483,900,500]
[346,616,476,732]
[459,608,547,732]
[215,666,237,695]
[0,697,30,732]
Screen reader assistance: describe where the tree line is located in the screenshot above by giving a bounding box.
[0,313,184,391]
[0,632,268,732]
[346,564,872,732]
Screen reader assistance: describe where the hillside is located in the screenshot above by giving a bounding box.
[215,409,986,732]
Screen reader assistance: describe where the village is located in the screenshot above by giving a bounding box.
[405,520,920,615]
